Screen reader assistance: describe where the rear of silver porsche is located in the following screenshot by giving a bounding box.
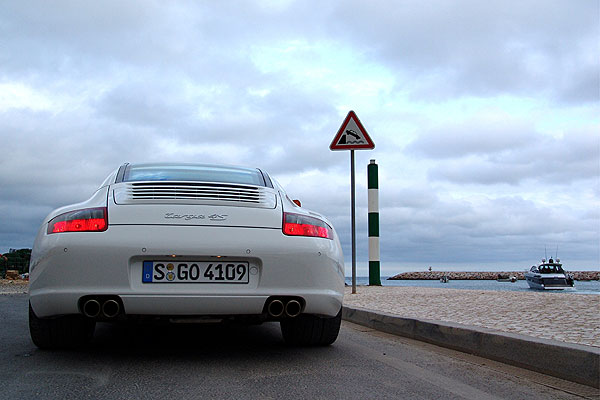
[29,167,344,324]
[110,178,344,319]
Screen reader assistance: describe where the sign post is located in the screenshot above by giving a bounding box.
[330,111,375,294]
[350,149,356,293]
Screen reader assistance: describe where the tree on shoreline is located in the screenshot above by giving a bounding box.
[0,248,31,278]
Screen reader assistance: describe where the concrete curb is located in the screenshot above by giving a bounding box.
[342,306,600,388]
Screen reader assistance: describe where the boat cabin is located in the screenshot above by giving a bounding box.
[530,259,565,274]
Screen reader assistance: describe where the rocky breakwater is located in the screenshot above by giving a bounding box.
[388,271,600,280]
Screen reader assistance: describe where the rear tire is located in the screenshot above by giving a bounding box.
[29,302,95,349]
[280,308,342,346]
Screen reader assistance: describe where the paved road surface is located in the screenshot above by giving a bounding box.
[1,294,596,399]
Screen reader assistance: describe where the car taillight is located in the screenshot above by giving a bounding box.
[283,212,333,239]
[47,207,108,234]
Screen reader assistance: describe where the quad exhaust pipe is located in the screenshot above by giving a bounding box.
[267,299,285,318]
[82,298,121,318]
[82,299,101,318]
[266,298,303,318]
[284,299,302,318]
[84,296,298,319]
[102,299,120,318]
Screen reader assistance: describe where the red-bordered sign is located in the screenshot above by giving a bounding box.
[330,110,375,150]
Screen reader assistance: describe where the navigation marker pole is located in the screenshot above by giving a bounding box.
[368,159,381,285]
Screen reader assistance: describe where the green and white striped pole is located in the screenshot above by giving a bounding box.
[368,159,381,285]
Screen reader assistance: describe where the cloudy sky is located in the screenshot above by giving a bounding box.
[1,1,598,274]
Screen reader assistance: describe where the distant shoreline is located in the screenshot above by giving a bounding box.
[387,271,600,280]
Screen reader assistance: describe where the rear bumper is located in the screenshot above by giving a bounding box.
[29,225,345,318]
[30,291,342,317]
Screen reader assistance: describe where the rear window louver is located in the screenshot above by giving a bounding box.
[113,182,277,208]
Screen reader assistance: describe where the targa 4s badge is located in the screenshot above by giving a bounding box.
[164,213,228,221]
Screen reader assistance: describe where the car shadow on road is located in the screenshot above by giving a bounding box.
[88,320,287,355]
[23,316,342,377]
[61,319,344,365]
[16,319,345,399]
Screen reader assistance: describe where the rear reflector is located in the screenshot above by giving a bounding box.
[47,207,108,234]
[283,212,333,239]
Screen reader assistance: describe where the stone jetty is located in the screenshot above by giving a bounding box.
[388,270,599,280]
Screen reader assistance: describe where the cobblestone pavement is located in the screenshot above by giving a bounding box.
[344,286,600,348]
[0,280,28,294]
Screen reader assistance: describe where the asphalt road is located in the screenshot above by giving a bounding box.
[1,294,595,399]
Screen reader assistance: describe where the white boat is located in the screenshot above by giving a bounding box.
[524,258,574,290]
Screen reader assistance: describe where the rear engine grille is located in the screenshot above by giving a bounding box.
[131,182,260,202]
[113,182,277,208]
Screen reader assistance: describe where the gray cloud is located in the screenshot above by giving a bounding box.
[376,192,598,265]
[407,119,536,159]
[419,128,598,185]
[94,81,196,128]
[3,1,597,107]
[328,0,599,103]
[0,1,597,270]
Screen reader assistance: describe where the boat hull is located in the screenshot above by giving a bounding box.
[525,274,574,290]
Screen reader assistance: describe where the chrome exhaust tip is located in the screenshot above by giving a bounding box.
[267,299,285,318]
[102,299,120,318]
[82,299,101,318]
[285,300,302,318]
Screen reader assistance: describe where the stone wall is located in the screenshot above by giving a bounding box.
[388,270,599,280]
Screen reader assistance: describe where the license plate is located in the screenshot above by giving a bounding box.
[142,261,249,283]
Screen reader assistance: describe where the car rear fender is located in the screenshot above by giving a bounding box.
[29,186,110,275]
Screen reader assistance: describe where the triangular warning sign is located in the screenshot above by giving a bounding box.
[330,110,375,150]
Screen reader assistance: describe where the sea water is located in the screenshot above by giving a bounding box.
[345,277,600,295]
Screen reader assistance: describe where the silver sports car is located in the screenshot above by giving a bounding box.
[29,163,345,348]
